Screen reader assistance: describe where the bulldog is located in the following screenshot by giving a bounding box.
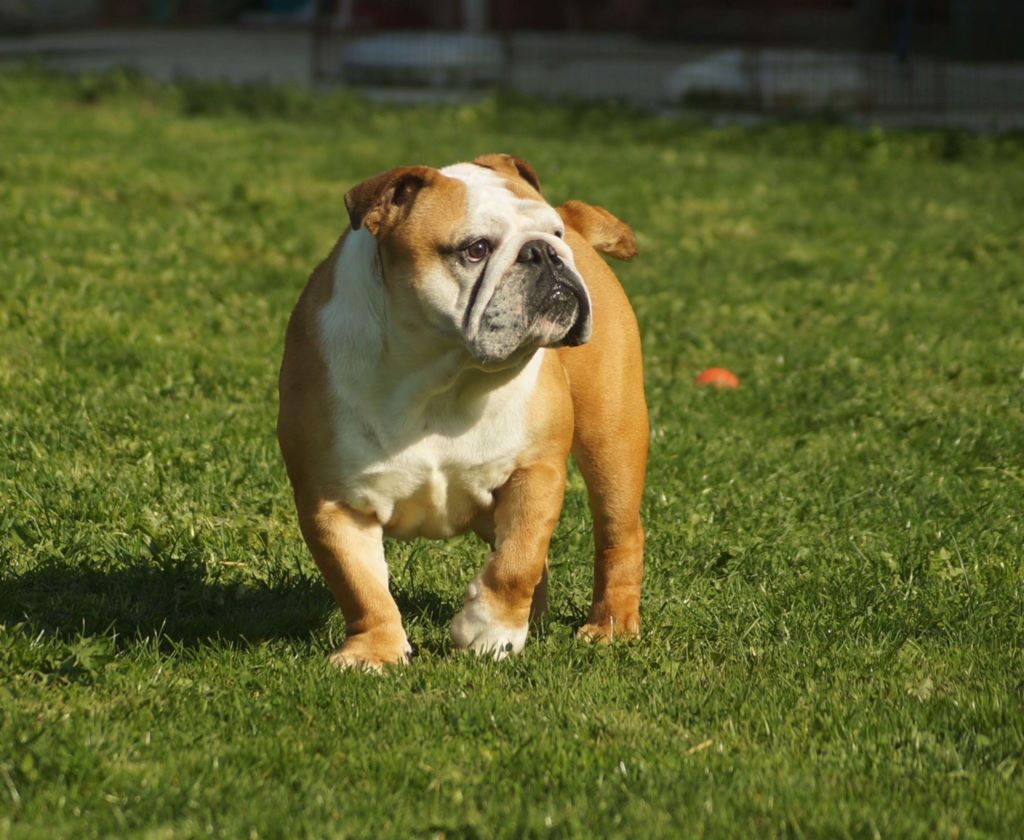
[277,154,648,669]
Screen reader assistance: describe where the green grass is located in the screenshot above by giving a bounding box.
[1,67,1023,838]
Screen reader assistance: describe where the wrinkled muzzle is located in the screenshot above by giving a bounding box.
[465,234,592,365]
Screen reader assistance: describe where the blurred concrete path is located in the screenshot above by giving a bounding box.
[2,27,1022,129]
[0,27,313,85]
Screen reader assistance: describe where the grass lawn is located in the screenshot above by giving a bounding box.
[1,68,1022,838]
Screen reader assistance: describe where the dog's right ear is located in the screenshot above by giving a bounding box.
[557,200,638,261]
[345,166,436,237]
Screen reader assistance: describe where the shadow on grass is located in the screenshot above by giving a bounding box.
[0,557,470,657]
[0,557,334,649]
[391,583,458,627]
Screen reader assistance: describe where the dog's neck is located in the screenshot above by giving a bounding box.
[318,228,536,438]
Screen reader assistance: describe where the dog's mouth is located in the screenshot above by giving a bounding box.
[462,235,592,366]
[542,279,591,347]
[468,275,592,365]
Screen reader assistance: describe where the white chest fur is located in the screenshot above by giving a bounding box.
[339,356,540,539]
[316,228,542,540]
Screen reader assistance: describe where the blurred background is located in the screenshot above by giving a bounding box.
[1,1,1022,127]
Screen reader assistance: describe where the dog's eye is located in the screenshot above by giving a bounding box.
[554,229,564,239]
[465,239,491,262]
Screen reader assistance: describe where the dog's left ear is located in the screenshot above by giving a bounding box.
[472,153,542,194]
[345,165,437,237]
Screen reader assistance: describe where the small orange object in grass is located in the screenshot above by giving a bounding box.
[695,367,740,389]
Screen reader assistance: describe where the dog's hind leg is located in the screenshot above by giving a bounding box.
[571,397,648,642]
[557,224,649,642]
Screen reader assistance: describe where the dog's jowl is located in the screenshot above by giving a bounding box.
[277,154,648,670]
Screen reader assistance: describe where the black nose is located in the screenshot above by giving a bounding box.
[516,240,562,267]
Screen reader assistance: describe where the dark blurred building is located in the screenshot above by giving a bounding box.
[7,2,1020,62]
[3,0,1020,121]
[314,1,1018,60]
[306,1,1024,118]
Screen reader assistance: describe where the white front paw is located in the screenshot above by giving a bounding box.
[451,579,528,659]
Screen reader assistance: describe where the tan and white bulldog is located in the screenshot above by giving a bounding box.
[277,154,648,669]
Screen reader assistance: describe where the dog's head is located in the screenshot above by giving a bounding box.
[344,154,591,367]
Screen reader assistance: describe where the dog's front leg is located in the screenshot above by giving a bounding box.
[297,499,410,670]
[451,461,566,658]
